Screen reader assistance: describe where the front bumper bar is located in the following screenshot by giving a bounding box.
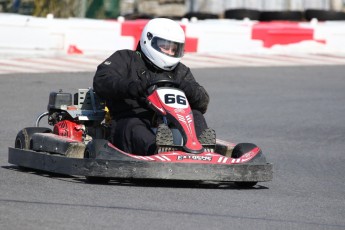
[8,147,272,182]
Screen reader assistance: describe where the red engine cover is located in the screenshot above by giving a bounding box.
[53,120,83,142]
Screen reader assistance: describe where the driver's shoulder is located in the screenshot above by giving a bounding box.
[176,61,188,69]
[173,62,191,77]
[115,49,137,58]
[109,50,144,67]
[105,49,136,63]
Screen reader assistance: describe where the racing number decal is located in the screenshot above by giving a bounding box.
[164,94,186,105]
[157,88,189,109]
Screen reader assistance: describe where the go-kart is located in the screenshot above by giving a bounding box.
[8,79,272,187]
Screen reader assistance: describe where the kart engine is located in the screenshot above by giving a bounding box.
[44,89,108,143]
[53,120,84,142]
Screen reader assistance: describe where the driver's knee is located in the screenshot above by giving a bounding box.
[131,124,156,155]
[192,110,208,137]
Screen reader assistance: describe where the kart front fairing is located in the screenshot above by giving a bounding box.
[147,87,204,153]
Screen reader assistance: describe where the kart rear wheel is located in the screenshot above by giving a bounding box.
[15,127,52,150]
[84,144,110,184]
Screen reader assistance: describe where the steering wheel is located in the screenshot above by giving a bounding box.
[146,76,179,95]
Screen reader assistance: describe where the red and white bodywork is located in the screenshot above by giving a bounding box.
[106,87,261,165]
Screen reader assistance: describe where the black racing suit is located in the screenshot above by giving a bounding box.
[93,47,210,155]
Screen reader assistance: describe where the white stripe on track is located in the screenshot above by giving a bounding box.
[202,53,345,66]
[205,54,296,67]
[1,53,344,75]
[0,60,52,73]
[271,54,345,65]
[183,54,243,67]
[60,56,104,66]
[19,58,97,72]
[0,59,77,72]
[29,58,98,72]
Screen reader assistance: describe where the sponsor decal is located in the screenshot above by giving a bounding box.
[177,155,212,161]
[174,108,186,114]
[229,147,260,164]
[217,156,228,163]
[241,147,260,162]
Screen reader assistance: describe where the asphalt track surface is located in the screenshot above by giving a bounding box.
[0,65,344,230]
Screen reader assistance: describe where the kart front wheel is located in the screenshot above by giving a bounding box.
[232,143,262,188]
[84,143,110,184]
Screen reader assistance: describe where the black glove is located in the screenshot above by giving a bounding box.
[128,70,150,99]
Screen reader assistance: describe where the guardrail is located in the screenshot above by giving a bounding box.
[1,13,345,57]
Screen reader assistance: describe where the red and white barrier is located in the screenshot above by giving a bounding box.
[1,13,345,57]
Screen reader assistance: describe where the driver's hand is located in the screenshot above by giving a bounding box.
[153,72,174,83]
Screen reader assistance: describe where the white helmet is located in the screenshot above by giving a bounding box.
[140,18,185,71]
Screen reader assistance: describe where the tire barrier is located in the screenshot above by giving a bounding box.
[305,9,345,21]
[183,12,219,20]
[259,11,304,21]
[224,9,261,20]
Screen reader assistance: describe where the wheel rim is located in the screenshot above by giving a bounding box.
[15,138,23,149]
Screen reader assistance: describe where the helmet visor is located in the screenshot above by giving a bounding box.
[152,37,184,58]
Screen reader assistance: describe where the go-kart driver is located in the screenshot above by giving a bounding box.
[93,18,212,156]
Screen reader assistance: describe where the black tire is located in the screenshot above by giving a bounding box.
[231,143,259,158]
[305,9,345,21]
[232,143,262,188]
[84,142,110,184]
[123,13,154,20]
[15,127,52,150]
[183,12,219,20]
[259,11,303,21]
[224,9,261,20]
[234,181,257,188]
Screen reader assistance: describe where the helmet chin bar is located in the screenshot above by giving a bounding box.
[164,65,174,70]
[145,48,179,71]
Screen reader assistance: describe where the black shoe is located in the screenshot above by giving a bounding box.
[198,128,216,152]
[198,128,216,145]
[156,124,174,153]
